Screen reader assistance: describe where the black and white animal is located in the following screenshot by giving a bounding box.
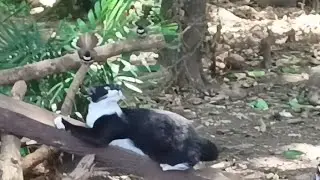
[54,84,219,171]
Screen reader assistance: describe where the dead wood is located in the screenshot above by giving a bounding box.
[0,35,165,86]
[21,145,56,173]
[60,64,90,116]
[0,94,242,180]
[22,62,91,174]
[0,80,27,180]
[61,154,95,180]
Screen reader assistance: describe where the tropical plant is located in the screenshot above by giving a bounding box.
[0,0,180,118]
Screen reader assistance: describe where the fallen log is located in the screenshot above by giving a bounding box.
[0,94,242,180]
[0,80,27,180]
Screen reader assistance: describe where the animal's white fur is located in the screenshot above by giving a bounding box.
[160,163,190,171]
[109,139,146,156]
[54,116,65,129]
[86,89,124,128]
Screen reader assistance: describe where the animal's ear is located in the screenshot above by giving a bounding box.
[103,85,111,90]
[114,84,122,90]
[87,87,96,95]
[118,90,126,100]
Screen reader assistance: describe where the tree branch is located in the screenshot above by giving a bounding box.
[60,64,90,116]
[22,62,91,173]
[0,35,166,86]
[0,94,242,180]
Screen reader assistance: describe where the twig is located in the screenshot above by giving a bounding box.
[0,80,27,180]
[60,64,90,115]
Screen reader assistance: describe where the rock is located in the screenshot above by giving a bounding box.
[208,110,221,115]
[256,0,297,8]
[279,110,293,118]
[216,129,232,135]
[281,73,309,83]
[294,173,314,180]
[244,171,265,179]
[204,121,211,127]
[287,119,305,124]
[266,173,275,179]
[288,133,301,137]
[209,93,228,104]
[188,97,203,105]
[233,73,247,80]
[183,109,197,119]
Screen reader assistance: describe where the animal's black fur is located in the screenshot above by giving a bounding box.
[58,84,219,167]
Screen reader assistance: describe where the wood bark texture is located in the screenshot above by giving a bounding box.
[0,35,165,86]
[0,94,242,180]
[0,80,27,180]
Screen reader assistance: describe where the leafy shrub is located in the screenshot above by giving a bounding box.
[0,0,179,119]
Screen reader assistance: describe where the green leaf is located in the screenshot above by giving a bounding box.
[77,18,89,32]
[120,59,138,76]
[115,76,143,83]
[87,9,96,28]
[140,58,151,72]
[247,70,265,78]
[288,98,302,112]
[283,150,304,160]
[20,147,29,157]
[123,81,142,93]
[114,0,133,23]
[249,98,269,110]
[103,0,122,30]
[108,62,120,76]
[94,1,102,19]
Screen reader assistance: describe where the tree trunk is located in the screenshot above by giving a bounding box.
[160,0,209,92]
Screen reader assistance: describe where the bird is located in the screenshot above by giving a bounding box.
[72,32,103,64]
[136,25,147,38]
[54,83,219,171]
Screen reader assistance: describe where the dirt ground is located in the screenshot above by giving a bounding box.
[54,2,320,180]
[139,2,320,180]
[144,67,320,179]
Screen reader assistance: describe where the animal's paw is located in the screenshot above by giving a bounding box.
[54,116,65,130]
[160,163,190,171]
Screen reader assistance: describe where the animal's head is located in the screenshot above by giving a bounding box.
[87,84,125,103]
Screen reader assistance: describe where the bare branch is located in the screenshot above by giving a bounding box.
[60,64,90,115]
[0,35,166,86]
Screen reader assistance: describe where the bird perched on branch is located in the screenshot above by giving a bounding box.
[72,32,103,64]
[54,84,219,171]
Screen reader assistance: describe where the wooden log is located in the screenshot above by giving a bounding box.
[0,80,27,180]
[0,94,243,180]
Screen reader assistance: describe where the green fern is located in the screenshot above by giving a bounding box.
[75,0,134,34]
[0,20,63,69]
